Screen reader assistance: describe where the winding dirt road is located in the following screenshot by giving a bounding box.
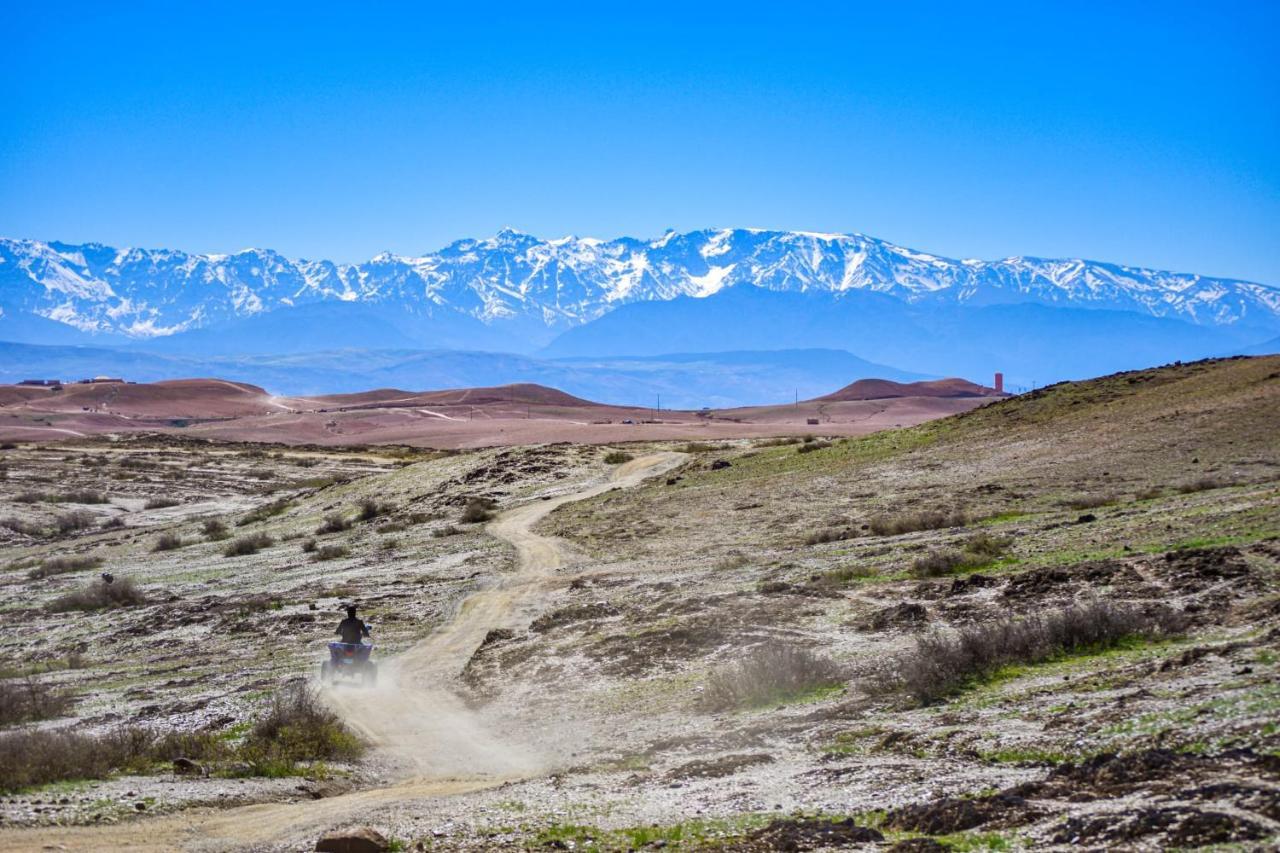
[0,452,684,852]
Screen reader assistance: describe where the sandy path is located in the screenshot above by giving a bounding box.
[0,452,684,853]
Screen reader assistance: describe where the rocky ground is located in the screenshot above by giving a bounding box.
[1,356,1278,851]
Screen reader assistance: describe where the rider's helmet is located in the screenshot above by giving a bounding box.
[346,604,357,619]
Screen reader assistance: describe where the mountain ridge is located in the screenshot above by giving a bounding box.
[4,228,1278,349]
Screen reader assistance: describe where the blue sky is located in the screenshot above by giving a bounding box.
[1,1,1277,282]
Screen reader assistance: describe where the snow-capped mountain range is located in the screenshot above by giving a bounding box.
[2,228,1278,346]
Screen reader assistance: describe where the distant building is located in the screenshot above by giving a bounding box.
[78,376,125,384]
[18,379,62,387]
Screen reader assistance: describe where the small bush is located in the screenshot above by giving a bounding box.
[432,524,462,538]
[316,513,352,534]
[816,565,877,587]
[757,436,801,447]
[49,577,147,612]
[152,532,185,552]
[702,641,844,711]
[238,498,293,526]
[1134,486,1164,501]
[0,678,77,726]
[143,497,181,510]
[1178,476,1230,494]
[379,538,400,552]
[1061,494,1116,510]
[911,550,965,577]
[377,521,408,534]
[797,440,832,454]
[243,684,364,764]
[202,518,230,540]
[54,511,96,535]
[682,442,727,453]
[911,533,1012,578]
[356,498,388,522]
[300,537,318,554]
[868,509,967,537]
[0,516,43,536]
[310,544,349,562]
[223,533,274,557]
[15,491,45,503]
[28,554,104,579]
[603,451,633,465]
[805,527,853,545]
[460,497,497,524]
[881,600,1186,705]
[100,516,126,530]
[58,490,108,504]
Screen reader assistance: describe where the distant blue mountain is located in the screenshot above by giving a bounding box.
[540,289,1254,388]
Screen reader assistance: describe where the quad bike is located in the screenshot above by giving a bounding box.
[321,642,377,687]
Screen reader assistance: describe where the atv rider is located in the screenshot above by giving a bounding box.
[335,605,371,645]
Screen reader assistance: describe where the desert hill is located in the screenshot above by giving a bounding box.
[816,376,1000,401]
[306,383,601,410]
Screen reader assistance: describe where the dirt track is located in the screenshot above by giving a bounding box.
[0,452,685,853]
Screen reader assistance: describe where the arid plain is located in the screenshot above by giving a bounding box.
[0,358,1277,852]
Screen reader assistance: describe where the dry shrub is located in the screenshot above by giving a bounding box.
[54,511,95,534]
[805,526,853,546]
[356,498,388,522]
[797,440,832,454]
[152,532,185,552]
[432,524,462,538]
[817,564,877,586]
[1134,486,1164,501]
[868,509,967,537]
[300,537,318,554]
[912,533,1013,578]
[701,641,844,711]
[1061,494,1116,510]
[20,490,109,505]
[223,532,274,557]
[202,518,230,540]
[316,513,351,534]
[310,544,349,562]
[757,436,801,447]
[100,516,126,530]
[0,728,143,793]
[882,600,1186,705]
[377,521,408,534]
[0,516,43,536]
[0,678,77,726]
[1178,476,1231,494]
[237,498,293,526]
[49,577,147,612]
[27,554,104,579]
[603,450,633,464]
[460,497,497,524]
[243,684,363,765]
[143,497,181,510]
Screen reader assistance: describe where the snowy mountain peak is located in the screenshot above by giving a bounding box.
[1,229,1276,344]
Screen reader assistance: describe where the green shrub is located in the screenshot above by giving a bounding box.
[603,451,633,465]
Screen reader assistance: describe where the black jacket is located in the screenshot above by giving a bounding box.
[335,616,370,645]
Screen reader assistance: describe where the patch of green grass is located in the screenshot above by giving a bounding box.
[976,745,1072,766]
[529,813,776,851]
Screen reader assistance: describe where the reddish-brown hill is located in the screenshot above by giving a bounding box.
[306,383,602,410]
[816,377,1001,402]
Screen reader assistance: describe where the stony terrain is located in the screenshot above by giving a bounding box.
[0,356,1277,852]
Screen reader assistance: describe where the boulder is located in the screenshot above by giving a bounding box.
[315,827,389,853]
